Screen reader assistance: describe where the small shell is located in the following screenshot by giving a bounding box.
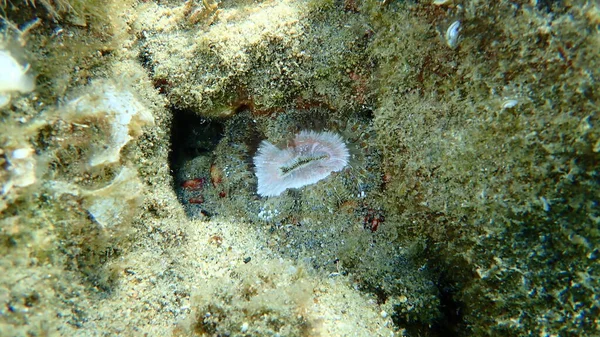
[502,99,519,109]
[12,147,34,160]
[445,20,461,49]
[539,196,550,212]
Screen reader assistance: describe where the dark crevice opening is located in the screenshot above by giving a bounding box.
[429,274,465,337]
[169,108,224,174]
[387,275,465,337]
[168,108,225,219]
[168,108,224,204]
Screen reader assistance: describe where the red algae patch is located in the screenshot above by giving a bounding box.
[253,130,350,197]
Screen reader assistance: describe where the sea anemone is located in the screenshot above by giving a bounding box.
[253,130,350,197]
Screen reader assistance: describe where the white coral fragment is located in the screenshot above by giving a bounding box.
[63,81,155,167]
[0,50,35,108]
[2,146,36,191]
[0,145,37,212]
[83,167,144,228]
[46,167,145,229]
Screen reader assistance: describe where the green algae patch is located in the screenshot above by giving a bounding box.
[366,0,600,335]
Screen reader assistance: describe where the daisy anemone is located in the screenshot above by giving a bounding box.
[253,130,350,197]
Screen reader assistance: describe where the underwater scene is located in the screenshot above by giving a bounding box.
[0,0,598,336]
